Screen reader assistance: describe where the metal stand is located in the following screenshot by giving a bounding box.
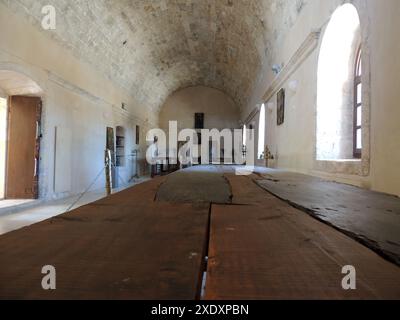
[131,150,139,180]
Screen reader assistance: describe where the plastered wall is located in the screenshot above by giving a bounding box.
[159,86,240,133]
[244,0,400,197]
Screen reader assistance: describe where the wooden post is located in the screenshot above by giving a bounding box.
[105,149,112,196]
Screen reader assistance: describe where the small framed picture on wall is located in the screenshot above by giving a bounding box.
[277,88,285,126]
[195,113,205,129]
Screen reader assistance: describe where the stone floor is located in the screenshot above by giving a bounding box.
[0,166,399,300]
[0,199,39,215]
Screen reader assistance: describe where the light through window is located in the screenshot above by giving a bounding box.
[354,47,362,158]
[258,104,266,159]
[316,3,361,161]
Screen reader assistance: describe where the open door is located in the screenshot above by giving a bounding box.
[5,96,42,199]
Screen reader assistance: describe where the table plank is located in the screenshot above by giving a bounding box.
[0,179,209,300]
[205,174,400,300]
[255,169,400,265]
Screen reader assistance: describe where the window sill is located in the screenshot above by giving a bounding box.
[317,159,361,163]
[314,159,363,176]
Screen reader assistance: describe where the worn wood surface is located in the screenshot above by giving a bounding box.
[156,166,232,204]
[254,169,400,265]
[205,174,400,300]
[0,177,210,300]
[1,166,400,300]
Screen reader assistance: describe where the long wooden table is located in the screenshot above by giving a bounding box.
[0,178,210,300]
[0,167,400,300]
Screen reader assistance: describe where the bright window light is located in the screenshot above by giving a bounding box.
[317,4,361,160]
[258,104,266,159]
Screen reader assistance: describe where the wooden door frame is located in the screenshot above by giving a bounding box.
[4,96,10,199]
[33,100,42,198]
[4,96,42,199]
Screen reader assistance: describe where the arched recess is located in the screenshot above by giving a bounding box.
[159,85,241,165]
[0,69,44,199]
[0,70,43,96]
[315,2,370,176]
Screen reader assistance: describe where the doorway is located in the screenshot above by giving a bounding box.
[0,69,44,201]
[4,96,42,199]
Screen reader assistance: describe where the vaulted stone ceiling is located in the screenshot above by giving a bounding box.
[4,0,306,113]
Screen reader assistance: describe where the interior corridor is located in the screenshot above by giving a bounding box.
[0,0,400,302]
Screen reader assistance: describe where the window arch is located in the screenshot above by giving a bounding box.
[316,4,362,161]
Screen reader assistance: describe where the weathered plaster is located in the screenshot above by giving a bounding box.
[0,0,306,113]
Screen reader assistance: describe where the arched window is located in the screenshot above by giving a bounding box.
[353,47,362,158]
[258,104,266,159]
[316,4,361,161]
